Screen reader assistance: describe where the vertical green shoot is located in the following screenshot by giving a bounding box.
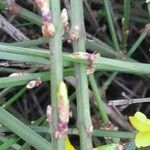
[103,0,120,52]
[70,0,93,149]
[89,74,109,124]
[122,0,131,49]
[49,0,65,149]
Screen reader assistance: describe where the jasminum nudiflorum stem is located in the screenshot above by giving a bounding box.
[88,74,109,125]
[49,0,65,149]
[70,0,93,149]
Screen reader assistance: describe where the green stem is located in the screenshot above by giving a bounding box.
[2,38,119,58]
[83,0,99,31]
[93,129,134,139]
[0,107,51,150]
[18,5,42,26]
[49,0,65,149]
[21,116,46,150]
[1,45,150,76]
[0,69,73,89]
[122,0,131,49]
[89,74,109,124]
[9,38,48,47]
[0,67,20,73]
[122,0,131,32]
[100,30,147,94]
[94,57,150,75]
[127,32,147,57]
[101,72,118,93]
[1,0,42,26]
[103,0,120,52]
[0,136,21,149]
[2,87,27,109]
[0,72,49,89]
[0,88,15,100]
[0,126,135,139]
[0,51,49,65]
[0,135,20,150]
[70,0,93,149]
[101,30,147,92]
[86,39,119,58]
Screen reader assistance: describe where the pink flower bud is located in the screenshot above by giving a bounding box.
[46,105,52,125]
[26,78,41,89]
[9,72,25,77]
[42,22,55,37]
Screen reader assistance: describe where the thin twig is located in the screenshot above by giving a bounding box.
[0,14,29,41]
[109,97,150,106]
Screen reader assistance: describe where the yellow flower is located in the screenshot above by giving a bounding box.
[65,136,75,150]
[129,111,150,148]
